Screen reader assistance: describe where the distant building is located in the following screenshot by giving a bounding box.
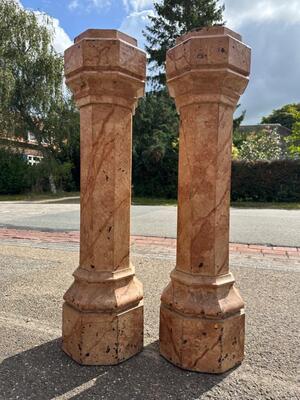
[0,131,47,165]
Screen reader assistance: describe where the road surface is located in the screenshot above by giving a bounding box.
[0,202,299,247]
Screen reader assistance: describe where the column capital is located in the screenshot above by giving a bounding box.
[166,26,251,109]
[64,29,147,110]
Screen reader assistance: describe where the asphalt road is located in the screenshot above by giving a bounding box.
[0,203,299,247]
[0,244,299,399]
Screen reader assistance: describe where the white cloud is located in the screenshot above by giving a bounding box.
[120,9,154,48]
[224,0,300,29]
[124,0,300,124]
[34,12,73,54]
[68,0,79,10]
[16,1,72,53]
[89,0,111,8]
[119,0,154,47]
[223,0,300,123]
[14,0,300,123]
[48,17,73,53]
[68,0,112,12]
[122,0,154,12]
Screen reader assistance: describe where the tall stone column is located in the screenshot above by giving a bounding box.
[160,27,251,373]
[62,30,146,365]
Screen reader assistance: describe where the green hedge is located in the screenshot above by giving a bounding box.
[232,160,300,202]
[133,159,300,202]
[0,148,31,194]
[1,145,299,202]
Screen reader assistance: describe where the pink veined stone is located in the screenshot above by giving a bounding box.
[159,26,251,373]
[62,29,146,365]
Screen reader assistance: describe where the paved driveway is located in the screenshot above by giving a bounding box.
[0,244,299,399]
[0,203,299,247]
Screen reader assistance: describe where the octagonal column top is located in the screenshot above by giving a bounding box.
[175,26,242,44]
[74,29,138,46]
[166,26,251,109]
[64,29,147,110]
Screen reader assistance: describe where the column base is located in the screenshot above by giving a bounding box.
[62,302,143,365]
[160,305,245,373]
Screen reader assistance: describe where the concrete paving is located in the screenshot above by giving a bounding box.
[0,202,300,247]
[0,242,299,399]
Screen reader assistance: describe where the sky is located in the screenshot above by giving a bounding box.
[18,0,300,124]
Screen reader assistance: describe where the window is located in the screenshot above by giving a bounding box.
[26,154,43,165]
[27,132,37,142]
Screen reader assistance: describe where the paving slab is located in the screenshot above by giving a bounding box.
[0,242,299,400]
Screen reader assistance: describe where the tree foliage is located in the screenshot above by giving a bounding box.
[261,104,300,159]
[0,0,65,146]
[233,105,246,132]
[0,148,31,194]
[287,122,300,159]
[0,0,80,193]
[132,0,225,198]
[261,103,300,130]
[144,0,224,86]
[133,89,179,197]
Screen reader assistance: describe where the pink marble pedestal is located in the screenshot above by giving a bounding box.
[160,27,251,373]
[62,29,146,365]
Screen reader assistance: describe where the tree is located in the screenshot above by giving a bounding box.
[261,103,300,130]
[233,105,246,132]
[56,98,81,189]
[261,103,300,159]
[134,0,225,198]
[286,122,300,159]
[0,0,64,145]
[0,0,80,192]
[144,0,224,86]
[133,89,179,197]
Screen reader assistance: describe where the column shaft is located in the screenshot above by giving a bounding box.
[80,103,132,273]
[177,102,233,277]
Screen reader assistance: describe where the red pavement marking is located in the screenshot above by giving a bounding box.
[0,228,299,258]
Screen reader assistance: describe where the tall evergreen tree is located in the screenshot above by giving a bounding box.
[144,0,225,86]
[133,0,225,198]
[133,89,179,198]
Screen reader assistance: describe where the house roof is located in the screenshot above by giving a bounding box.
[239,124,291,136]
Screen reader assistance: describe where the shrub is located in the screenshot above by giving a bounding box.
[0,148,31,194]
[231,160,300,202]
[53,161,76,192]
[133,159,300,203]
[237,129,284,161]
[29,159,76,193]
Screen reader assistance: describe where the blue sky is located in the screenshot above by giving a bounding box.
[18,0,300,125]
[21,0,127,39]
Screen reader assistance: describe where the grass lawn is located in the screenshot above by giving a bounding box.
[0,192,80,202]
[0,193,299,210]
[132,197,177,206]
[231,201,300,210]
[133,198,300,209]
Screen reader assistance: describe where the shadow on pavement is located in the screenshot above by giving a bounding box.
[1,339,229,400]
